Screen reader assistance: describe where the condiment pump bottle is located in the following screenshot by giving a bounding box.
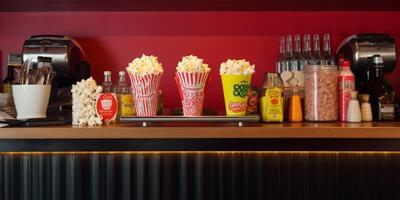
[289,87,302,122]
[347,91,362,123]
[359,94,373,122]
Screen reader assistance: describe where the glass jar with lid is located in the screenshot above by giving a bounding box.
[304,65,338,121]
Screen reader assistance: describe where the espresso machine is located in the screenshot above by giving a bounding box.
[336,33,397,90]
[21,35,91,118]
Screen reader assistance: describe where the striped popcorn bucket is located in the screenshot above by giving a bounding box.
[175,71,209,117]
[128,73,163,117]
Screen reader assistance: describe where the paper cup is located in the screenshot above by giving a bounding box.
[176,72,209,117]
[12,85,51,119]
[221,74,252,116]
[129,73,162,116]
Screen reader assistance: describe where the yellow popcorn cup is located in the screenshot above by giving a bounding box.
[221,74,252,116]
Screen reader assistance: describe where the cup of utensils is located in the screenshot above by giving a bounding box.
[12,57,56,119]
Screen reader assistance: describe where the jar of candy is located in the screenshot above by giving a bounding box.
[304,65,338,121]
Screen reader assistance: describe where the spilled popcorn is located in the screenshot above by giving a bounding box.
[126,54,164,76]
[220,59,255,75]
[71,77,103,126]
[176,55,211,73]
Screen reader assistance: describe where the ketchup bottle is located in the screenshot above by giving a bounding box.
[338,60,355,122]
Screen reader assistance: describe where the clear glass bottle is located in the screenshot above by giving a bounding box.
[101,71,113,93]
[285,35,299,71]
[276,36,288,73]
[115,71,136,117]
[114,71,130,94]
[322,33,335,66]
[302,34,316,66]
[312,34,323,64]
[293,34,304,71]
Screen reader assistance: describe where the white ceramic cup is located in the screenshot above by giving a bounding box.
[12,85,51,119]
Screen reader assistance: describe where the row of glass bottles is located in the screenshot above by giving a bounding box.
[276,33,335,73]
[102,71,136,117]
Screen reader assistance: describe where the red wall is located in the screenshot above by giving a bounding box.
[1,11,400,110]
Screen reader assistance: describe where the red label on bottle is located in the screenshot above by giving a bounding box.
[338,74,355,122]
[96,93,118,123]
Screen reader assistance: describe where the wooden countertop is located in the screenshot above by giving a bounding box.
[1,122,400,139]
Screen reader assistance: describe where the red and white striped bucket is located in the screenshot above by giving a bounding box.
[176,71,209,117]
[128,73,163,116]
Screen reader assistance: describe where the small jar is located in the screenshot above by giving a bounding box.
[304,65,338,121]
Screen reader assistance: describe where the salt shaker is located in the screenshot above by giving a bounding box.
[359,94,373,122]
[347,91,362,122]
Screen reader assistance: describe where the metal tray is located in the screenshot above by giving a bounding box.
[120,115,260,127]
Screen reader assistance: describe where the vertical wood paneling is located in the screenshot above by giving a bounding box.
[179,153,187,200]
[0,152,400,200]
[122,154,131,200]
[21,155,30,200]
[135,154,145,200]
[106,154,115,200]
[51,154,61,200]
[90,153,99,200]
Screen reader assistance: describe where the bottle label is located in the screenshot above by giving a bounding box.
[338,74,355,121]
[265,88,283,122]
[379,103,394,120]
[96,93,118,124]
[119,94,136,117]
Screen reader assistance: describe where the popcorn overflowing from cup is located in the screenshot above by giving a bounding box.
[219,59,255,75]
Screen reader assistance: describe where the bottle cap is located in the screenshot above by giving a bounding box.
[372,56,384,64]
[104,71,111,76]
[119,71,126,76]
[358,94,370,102]
[351,91,358,99]
[342,60,351,68]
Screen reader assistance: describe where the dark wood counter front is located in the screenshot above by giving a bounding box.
[0,122,400,152]
[1,122,400,199]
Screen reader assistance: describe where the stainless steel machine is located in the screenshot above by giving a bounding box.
[21,35,90,118]
[336,33,397,90]
[22,35,90,88]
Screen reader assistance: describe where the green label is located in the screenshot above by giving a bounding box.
[233,81,250,98]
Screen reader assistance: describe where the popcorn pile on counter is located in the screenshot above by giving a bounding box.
[176,55,211,73]
[71,77,103,126]
[126,54,164,76]
[220,59,255,75]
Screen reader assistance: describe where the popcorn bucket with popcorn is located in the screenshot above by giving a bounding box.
[175,72,209,116]
[221,74,252,116]
[128,73,162,116]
